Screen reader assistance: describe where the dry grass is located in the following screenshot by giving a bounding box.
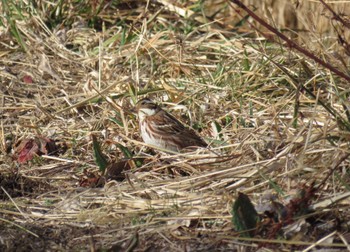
[1,0,350,251]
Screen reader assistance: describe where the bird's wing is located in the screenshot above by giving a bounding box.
[149,110,186,134]
[149,110,207,147]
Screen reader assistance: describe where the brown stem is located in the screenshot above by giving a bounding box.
[318,0,350,29]
[228,0,350,83]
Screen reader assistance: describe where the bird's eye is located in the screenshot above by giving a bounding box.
[140,99,151,105]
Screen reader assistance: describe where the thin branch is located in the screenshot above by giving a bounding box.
[318,0,350,29]
[228,0,350,83]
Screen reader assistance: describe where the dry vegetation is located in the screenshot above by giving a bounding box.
[1,0,350,251]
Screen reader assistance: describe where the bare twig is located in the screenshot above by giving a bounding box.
[229,0,350,83]
[318,0,350,29]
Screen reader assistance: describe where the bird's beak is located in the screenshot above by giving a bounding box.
[128,100,140,115]
[129,105,137,114]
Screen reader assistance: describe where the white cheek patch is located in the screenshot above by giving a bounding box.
[139,108,156,116]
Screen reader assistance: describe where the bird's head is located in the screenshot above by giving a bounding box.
[133,98,160,119]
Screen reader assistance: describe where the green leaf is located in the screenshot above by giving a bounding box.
[211,120,223,139]
[109,116,124,127]
[232,192,259,237]
[92,135,108,174]
[116,144,143,167]
[1,0,28,51]
[116,143,133,158]
[128,82,137,99]
[243,49,250,71]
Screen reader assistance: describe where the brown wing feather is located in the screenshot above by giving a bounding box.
[147,109,207,149]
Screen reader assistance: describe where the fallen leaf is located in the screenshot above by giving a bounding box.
[17,139,39,163]
[105,160,132,181]
[22,75,33,84]
[15,136,60,163]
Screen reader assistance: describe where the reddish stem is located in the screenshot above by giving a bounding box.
[229,0,350,83]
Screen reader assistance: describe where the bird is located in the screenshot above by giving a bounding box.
[133,98,207,152]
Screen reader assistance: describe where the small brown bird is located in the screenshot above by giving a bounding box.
[133,98,207,152]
